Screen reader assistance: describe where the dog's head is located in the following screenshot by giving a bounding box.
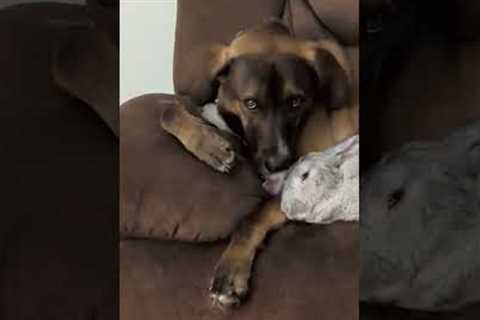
[209,20,352,176]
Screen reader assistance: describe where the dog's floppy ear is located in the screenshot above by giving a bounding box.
[206,20,291,87]
[206,19,291,85]
[207,44,233,85]
[178,43,231,105]
[301,40,352,110]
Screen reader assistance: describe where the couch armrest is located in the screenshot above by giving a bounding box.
[120,94,265,242]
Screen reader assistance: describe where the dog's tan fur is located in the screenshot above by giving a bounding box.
[160,21,358,307]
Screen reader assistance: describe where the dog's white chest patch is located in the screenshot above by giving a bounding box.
[267,135,359,224]
[201,103,233,134]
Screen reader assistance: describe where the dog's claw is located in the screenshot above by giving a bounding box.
[208,259,250,308]
[209,291,241,308]
[213,149,235,173]
[209,276,243,308]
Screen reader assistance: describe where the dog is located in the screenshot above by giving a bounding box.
[160,20,358,307]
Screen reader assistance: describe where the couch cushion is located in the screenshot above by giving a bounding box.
[120,94,266,242]
[120,222,358,320]
[416,1,480,42]
[361,303,480,320]
[284,0,358,44]
[86,0,118,44]
[454,1,480,41]
[371,40,480,159]
[53,28,118,135]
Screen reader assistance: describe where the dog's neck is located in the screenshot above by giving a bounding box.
[297,104,359,156]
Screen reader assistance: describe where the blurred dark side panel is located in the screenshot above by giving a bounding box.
[361,0,480,319]
[0,1,118,319]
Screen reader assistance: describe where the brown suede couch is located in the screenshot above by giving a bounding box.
[120,1,359,319]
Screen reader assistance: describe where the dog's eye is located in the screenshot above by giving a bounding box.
[244,98,257,110]
[290,96,304,109]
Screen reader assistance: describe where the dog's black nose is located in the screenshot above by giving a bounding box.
[264,155,292,173]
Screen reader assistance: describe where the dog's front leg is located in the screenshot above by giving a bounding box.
[209,198,287,307]
[160,99,237,173]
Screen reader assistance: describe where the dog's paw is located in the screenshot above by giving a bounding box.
[192,124,237,173]
[209,258,251,308]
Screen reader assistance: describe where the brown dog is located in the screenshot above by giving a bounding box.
[160,20,358,307]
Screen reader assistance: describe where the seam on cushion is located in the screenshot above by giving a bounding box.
[303,0,337,41]
[171,223,180,238]
[279,0,288,20]
[130,184,147,236]
[285,0,295,36]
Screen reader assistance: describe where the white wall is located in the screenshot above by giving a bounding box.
[120,0,177,103]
